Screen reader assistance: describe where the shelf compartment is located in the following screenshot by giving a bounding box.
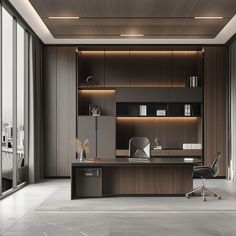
[78,89,116,116]
[116,117,202,150]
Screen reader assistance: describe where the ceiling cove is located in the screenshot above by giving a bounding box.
[9,0,236,44]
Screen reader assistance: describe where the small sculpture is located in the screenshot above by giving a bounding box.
[86,76,98,86]
[154,138,162,150]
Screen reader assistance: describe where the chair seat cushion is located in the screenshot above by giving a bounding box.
[193,166,214,178]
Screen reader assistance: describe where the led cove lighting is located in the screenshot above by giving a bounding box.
[194,16,223,19]
[120,34,144,37]
[48,16,79,19]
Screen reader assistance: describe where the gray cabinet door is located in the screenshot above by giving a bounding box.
[97,116,116,159]
[77,116,96,158]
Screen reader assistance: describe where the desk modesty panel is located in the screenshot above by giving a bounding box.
[71,157,201,199]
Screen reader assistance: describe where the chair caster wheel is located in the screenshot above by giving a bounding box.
[203,197,206,201]
[218,196,221,200]
[186,196,190,199]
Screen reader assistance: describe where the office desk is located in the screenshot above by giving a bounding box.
[71,157,201,199]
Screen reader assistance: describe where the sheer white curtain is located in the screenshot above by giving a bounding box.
[28,35,35,183]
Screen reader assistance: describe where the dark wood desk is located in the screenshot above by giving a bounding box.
[71,157,201,199]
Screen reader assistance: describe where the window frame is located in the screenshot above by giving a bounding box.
[0,3,29,199]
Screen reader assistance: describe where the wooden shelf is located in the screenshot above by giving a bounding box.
[116,149,202,157]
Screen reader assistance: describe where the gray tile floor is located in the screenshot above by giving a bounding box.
[1,179,236,236]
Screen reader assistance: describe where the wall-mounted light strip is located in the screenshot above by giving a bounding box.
[79,89,116,94]
[120,34,144,37]
[194,16,223,19]
[131,51,199,55]
[79,50,200,55]
[79,51,104,55]
[116,117,199,122]
[48,16,80,19]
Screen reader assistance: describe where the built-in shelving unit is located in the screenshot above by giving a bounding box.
[77,46,203,159]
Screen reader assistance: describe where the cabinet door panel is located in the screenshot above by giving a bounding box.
[172,51,201,87]
[130,51,172,87]
[78,51,104,87]
[77,116,96,158]
[105,51,129,87]
[97,117,116,159]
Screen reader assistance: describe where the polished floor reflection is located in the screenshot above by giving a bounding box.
[0,179,236,236]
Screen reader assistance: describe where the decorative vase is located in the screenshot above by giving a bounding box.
[79,150,86,161]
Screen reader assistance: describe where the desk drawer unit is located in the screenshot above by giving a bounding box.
[73,168,102,198]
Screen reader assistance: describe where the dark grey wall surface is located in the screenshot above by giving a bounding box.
[43,46,76,177]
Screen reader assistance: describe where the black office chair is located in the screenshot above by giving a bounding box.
[186,152,222,201]
[129,137,150,158]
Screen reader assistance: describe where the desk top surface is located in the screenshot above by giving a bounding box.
[72,157,202,166]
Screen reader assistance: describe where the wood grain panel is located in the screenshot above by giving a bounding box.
[43,46,57,177]
[130,51,172,87]
[116,118,201,150]
[204,46,227,176]
[78,50,104,87]
[172,51,201,87]
[116,88,169,102]
[216,47,227,176]
[103,166,193,195]
[30,0,235,38]
[105,50,129,87]
[57,47,76,176]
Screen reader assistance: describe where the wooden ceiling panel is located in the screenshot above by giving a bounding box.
[29,0,236,38]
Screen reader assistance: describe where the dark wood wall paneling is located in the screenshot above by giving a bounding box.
[43,45,228,177]
[43,46,76,177]
[77,47,203,88]
[204,46,228,176]
[43,47,57,177]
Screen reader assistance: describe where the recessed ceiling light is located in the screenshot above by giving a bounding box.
[194,16,223,19]
[120,34,144,37]
[48,16,79,19]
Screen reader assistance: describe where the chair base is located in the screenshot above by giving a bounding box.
[186,184,221,201]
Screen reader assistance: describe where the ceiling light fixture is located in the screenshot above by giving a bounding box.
[48,16,79,19]
[120,34,144,37]
[194,16,223,19]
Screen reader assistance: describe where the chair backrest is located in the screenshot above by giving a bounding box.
[210,152,222,177]
[129,137,150,158]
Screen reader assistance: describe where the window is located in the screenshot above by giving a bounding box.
[0,6,29,197]
[17,23,25,186]
[1,7,13,193]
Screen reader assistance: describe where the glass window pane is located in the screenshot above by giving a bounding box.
[2,7,13,193]
[17,23,25,185]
